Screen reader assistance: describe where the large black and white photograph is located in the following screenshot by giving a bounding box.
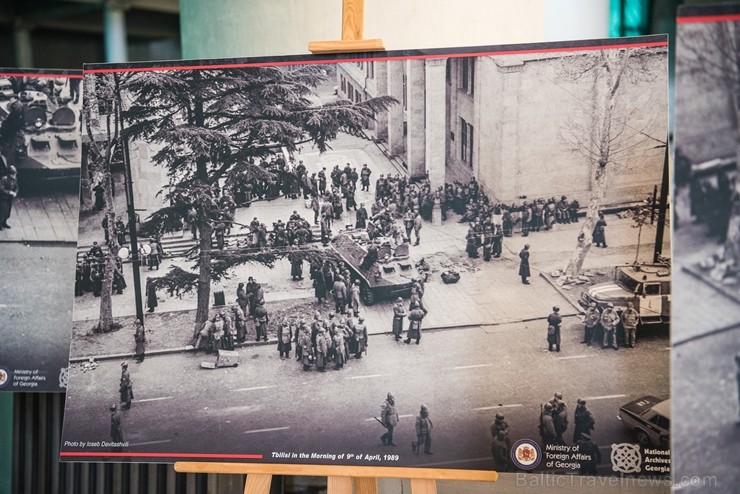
[673,5,740,493]
[0,69,81,393]
[60,37,670,476]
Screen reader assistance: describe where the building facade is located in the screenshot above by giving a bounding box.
[337,47,668,207]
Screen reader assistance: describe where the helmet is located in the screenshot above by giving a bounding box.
[495,413,504,420]
[554,392,563,399]
[110,404,117,411]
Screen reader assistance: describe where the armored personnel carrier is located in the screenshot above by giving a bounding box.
[331,230,422,305]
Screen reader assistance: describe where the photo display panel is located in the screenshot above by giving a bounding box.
[0,68,82,393]
[60,36,671,479]
[673,4,740,492]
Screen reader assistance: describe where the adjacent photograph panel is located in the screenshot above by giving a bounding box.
[673,5,740,493]
[0,69,81,393]
[60,36,670,479]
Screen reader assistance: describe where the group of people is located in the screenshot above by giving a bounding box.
[290,309,369,372]
[308,258,362,313]
[538,393,601,475]
[378,393,433,455]
[74,242,128,298]
[390,280,428,345]
[545,301,641,352]
[581,301,640,350]
[192,277,269,352]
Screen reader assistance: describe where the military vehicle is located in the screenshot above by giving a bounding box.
[331,230,422,305]
[579,263,670,326]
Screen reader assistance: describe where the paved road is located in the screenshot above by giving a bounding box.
[61,317,669,473]
[0,242,76,392]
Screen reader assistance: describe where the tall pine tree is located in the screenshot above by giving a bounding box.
[120,65,397,333]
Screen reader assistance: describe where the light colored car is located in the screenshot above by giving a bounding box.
[618,395,670,448]
[579,263,671,326]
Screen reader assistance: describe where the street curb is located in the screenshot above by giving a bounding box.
[0,239,77,246]
[538,271,586,314]
[69,315,582,363]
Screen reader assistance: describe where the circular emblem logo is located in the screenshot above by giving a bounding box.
[611,443,642,473]
[511,439,542,470]
[0,366,10,388]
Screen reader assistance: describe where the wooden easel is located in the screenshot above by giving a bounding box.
[174,462,498,494]
[308,0,384,54]
[177,1,497,492]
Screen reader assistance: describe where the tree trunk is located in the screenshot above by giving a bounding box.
[563,169,610,277]
[562,52,623,278]
[97,169,119,332]
[194,220,212,337]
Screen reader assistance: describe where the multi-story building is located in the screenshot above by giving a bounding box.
[337,47,668,207]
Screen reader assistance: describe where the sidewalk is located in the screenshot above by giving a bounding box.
[0,192,78,244]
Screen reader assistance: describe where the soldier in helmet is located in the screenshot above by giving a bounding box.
[573,399,595,443]
[491,430,511,471]
[621,301,639,348]
[380,392,399,446]
[582,302,600,346]
[549,392,565,411]
[547,306,562,352]
[600,303,620,350]
[577,433,601,475]
[119,362,133,410]
[413,404,433,454]
[354,317,368,358]
[539,403,556,446]
[404,302,426,345]
[490,412,510,440]
[391,297,406,342]
[110,404,124,450]
[554,401,569,445]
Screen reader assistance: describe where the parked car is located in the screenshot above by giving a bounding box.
[617,395,670,448]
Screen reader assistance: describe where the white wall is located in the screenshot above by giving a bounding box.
[544,0,610,41]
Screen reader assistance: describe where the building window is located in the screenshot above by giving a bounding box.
[341,76,346,94]
[460,118,473,167]
[367,61,374,79]
[458,58,474,95]
[348,85,354,101]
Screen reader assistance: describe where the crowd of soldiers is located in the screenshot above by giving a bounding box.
[291,308,369,372]
[192,277,268,352]
[581,301,640,349]
[538,393,601,475]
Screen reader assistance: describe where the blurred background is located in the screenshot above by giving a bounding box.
[0,0,734,493]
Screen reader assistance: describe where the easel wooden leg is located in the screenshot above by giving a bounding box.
[243,473,271,494]
[354,476,379,494]
[327,476,353,494]
[409,478,437,494]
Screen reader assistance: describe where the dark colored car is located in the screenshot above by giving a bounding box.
[617,395,670,448]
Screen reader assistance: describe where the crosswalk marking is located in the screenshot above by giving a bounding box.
[233,385,276,392]
[453,364,493,370]
[472,404,523,411]
[350,374,387,380]
[582,394,627,401]
[136,397,173,403]
[243,427,290,434]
